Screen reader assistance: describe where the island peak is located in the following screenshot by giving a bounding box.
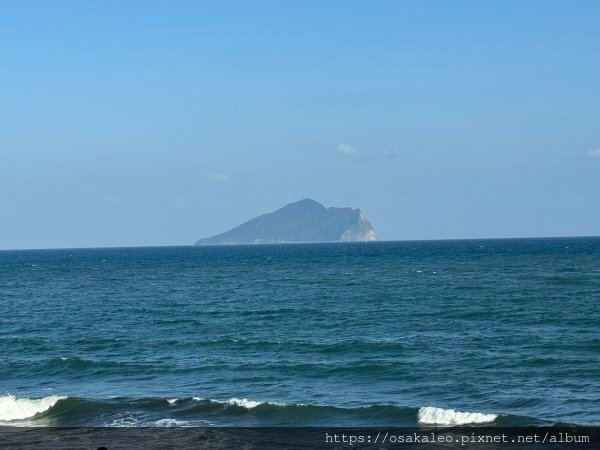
[195,199,376,245]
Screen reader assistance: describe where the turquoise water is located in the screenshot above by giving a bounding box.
[1,238,599,426]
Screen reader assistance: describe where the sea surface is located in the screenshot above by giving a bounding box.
[1,238,599,427]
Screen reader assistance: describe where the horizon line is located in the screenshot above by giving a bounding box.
[1,234,598,252]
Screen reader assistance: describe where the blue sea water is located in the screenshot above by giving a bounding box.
[0,238,599,427]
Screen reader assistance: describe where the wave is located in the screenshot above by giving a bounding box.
[0,395,542,427]
[212,397,289,409]
[0,394,67,421]
[222,398,267,409]
[151,418,192,427]
[418,406,498,425]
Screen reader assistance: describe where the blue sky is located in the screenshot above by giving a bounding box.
[1,1,599,249]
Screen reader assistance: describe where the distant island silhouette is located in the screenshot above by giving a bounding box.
[195,198,376,245]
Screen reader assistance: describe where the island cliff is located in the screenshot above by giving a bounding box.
[195,198,376,245]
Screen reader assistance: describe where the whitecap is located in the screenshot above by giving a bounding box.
[152,418,190,427]
[166,398,178,405]
[225,398,263,409]
[418,406,497,425]
[210,397,287,409]
[0,394,67,421]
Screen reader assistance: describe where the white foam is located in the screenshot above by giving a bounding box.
[108,415,140,427]
[225,398,263,409]
[0,394,66,421]
[418,406,497,425]
[152,418,190,427]
[210,397,288,409]
[166,398,178,405]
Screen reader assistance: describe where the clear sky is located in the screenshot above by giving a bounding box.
[1,1,599,249]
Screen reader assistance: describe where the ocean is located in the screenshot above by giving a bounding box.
[1,238,599,427]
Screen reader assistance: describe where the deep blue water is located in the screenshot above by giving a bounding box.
[1,238,599,426]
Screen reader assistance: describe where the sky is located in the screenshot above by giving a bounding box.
[1,1,599,249]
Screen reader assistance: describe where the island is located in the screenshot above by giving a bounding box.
[195,198,376,245]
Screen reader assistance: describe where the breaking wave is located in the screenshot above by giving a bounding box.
[0,395,541,427]
[0,394,67,421]
[214,397,288,409]
[418,406,498,425]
